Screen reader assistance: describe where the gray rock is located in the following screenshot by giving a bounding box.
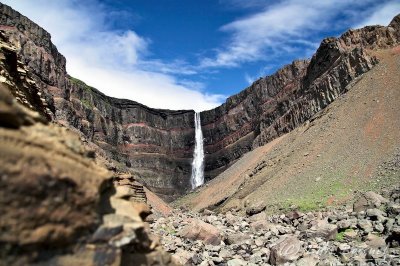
[178,219,222,245]
[250,220,277,233]
[318,255,341,266]
[91,224,123,242]
[337,243,351,253]
[296,254,319,266]
[374,222,385,233]
[366,248,384,260]
[387,202,400,215]
[343,229,358,240]
[249,211,267,222]
[366,208,386,222]
[173,248,195,265]
[219,249,233,259]
[365,233,386,248]
[270,235,302,265]
[249,253,263,264]
[337,219,352,230]
[358,219,374,233]
[353,191,389,212]
[255,238,265,247]
[306,220,338,240]
[211,256,223,263]
[227,258,247,266]
[226,212,238,226]
[246,201,266,215]
[385,218,395,233]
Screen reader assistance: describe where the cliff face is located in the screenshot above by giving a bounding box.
[201,18,400,180]
[54,82,195,202]
[0,3,399,201]
[0,3,195,202]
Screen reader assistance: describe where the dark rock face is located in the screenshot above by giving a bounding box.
[0,3,399,200]
[0,3,196,202]
[0,49,178,265]
[54,82,196,202]
[201,17,400,180]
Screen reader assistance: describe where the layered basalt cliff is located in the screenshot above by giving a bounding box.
[0,3,399,200]
[201,17,400,180]
[0,36,178,265]
[54,80,195,202]
[0,3,195,202]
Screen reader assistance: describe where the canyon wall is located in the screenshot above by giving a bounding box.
[0,3,195,202]
[201,18,400,180]
[1,3,399,200]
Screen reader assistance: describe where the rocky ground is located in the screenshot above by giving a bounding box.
[151,189,400,265]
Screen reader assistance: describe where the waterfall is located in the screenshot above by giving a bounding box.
[191,112,204,189]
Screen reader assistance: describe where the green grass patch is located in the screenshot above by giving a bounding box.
[81,98,92,109]
[335,229,354,242]
[161,225,177,235]
[69,76,94,92]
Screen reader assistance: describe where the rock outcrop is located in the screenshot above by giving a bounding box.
[0,3,196,201]
[0,41,177,265]
[201,16,400,180]
[0,3,399,201]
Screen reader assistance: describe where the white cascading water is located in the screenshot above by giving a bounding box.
[191,112,204,189]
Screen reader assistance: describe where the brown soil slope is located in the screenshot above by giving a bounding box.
[176,47,400,212]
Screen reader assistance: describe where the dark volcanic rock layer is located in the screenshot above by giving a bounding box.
[0,40,177,265]
[201,17,400,180]
[1,3,399,200]
[0,3,195,202]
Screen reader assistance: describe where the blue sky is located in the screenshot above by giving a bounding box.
[3,0,400,111]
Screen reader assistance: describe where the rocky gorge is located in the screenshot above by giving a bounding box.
[1,3,399,201]
[0,2,400,265]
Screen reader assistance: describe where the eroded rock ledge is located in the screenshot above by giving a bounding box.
[0,71,177,264]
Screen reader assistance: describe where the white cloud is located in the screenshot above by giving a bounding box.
[355,2,400,28]
[201,0,398,68]
[244,73,255,85]
[2,0,224,111]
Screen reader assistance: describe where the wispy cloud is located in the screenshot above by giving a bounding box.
[244,73,255,85]
[2,0,224,111]
[2,0,398,110]
[201,0,398,68]
[355,1,400,28]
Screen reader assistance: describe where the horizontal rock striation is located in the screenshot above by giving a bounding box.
[0,3,399,200]
[54,80,196,202]
[0,52,178,265]
[0,3,195,201]
[201,16,400,180]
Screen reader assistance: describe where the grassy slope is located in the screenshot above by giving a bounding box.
[175,48,400,213]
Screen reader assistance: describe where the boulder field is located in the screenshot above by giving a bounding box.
[152,189,400,265]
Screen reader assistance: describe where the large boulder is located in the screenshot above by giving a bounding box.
[353,191,389,212]
[250,220,277,233]
[306,220,338,240]
[270,235,303,265]
[246,200,266,215]
[178,219,222,245]
[225,232,251,245]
